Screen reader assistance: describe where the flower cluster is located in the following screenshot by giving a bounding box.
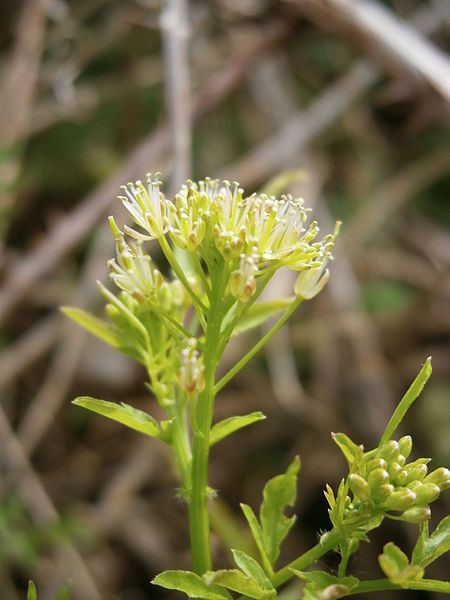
[119,174,338,303]
[108,216,191,311]
[327,433,450,535]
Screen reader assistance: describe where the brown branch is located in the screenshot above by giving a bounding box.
[0,0,46,145]
[296,0,450,103]
[220,2,447,190]
[161,0,192,189]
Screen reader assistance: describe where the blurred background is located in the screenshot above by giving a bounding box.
[0,0,449,598]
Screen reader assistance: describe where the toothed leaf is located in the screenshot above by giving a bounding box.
[413,516,450,567]
[260,456,300,565]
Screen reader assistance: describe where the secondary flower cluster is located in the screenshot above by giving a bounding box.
[108,216,191,310]
[328,433,450,535]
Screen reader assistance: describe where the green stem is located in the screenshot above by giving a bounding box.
[346,579,450,596]
[218,267,277,355]
[159,235,208,329]
[272,530,342,588]
[215,297,303,394]
[189,264,227,574]
[171,396,192,487]
[148,368,191,488]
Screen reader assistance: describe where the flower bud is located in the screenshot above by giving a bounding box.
[398,436,413,459]
[230,255,257,303]
[415,483,440,505]
[105,303,121,322]
[294,267,329,300]
[397,454,406,467]
[407,480,423,493]
[178,340,205,396]
[366,458,388,472]
[425,467,450,491]
[367,468,390,489]
[377,441,400,462]
[388,462,402,478]
[349,474,371,502]
[384,488,416,511]
[401,506,431,524]
[372,484,395,503]
[171,280,188,307]
[396,470,409,486]
[404,464,428,484]
[158,282,173,311]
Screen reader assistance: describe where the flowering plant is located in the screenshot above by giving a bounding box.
[63,174,449,599]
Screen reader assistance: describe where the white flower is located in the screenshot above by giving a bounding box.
[108,217,163,303]
[119,173,170,240]
[294,267,330,300]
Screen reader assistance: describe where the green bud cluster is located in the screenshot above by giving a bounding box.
[329,434,450,534]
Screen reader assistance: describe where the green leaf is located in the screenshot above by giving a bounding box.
[27,581,37,600]
[412,516,450,567]
[380,357,432,445]
[73,397,162,439]
[210,412,266,446]
[152,570,228,599]
[379,542,424,585]
[332,433,364,467]
[240,504,273,576]
[231,550,274,591]
[233,299,294,335]
[207,570,274,599]
[260,456,300,565]
[61,307,119,348]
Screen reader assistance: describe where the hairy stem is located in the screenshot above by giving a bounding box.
[272,530,342,587]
